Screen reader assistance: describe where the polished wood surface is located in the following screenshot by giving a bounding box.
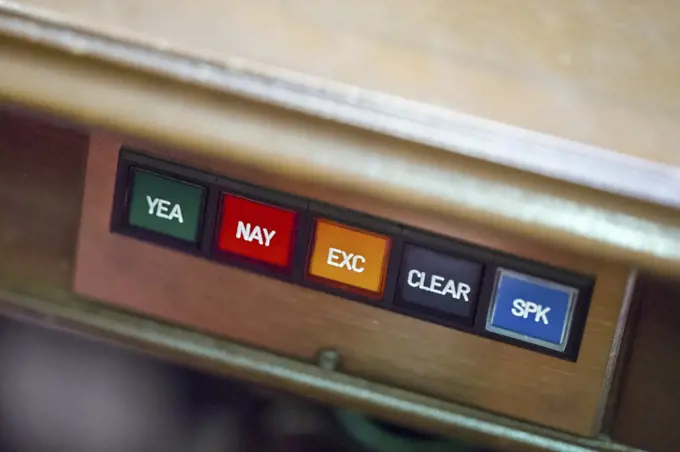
[3,34,680,280]
[75,133,634,436]
[5,0,680,170]
[4,0,680,217]
[613,276,680,452]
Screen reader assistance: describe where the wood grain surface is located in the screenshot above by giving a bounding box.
[4,0,680,170]
[3,35,680,282]
[4,2,680,216]
[75,133,634,436]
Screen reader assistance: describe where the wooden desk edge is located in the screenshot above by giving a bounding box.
[1,5,679,211]
[2,19,680,277]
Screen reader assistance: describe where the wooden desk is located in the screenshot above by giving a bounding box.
[0,2,678,451]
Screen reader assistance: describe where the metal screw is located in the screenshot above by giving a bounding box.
[317,349,341,371]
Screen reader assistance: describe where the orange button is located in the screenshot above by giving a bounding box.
[307,219,391,296]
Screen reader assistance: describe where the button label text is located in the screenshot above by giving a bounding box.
[146,195,184,223]
[407,269,471,302]
[235,221,276,247]
[511,298,551,325]
[327,247,365,273]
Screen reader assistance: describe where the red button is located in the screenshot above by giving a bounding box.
[217,194,298,268]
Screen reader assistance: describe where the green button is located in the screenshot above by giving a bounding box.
[127,168,206,243]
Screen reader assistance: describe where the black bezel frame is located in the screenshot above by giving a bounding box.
[111,148,595,362]
[110,149,216,256]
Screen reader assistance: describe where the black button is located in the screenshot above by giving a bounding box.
[395,244,483,322]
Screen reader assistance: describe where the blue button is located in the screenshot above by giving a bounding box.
[486,269,578,351]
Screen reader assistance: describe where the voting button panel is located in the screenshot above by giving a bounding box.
[127,168,206,243]
[486,269,578,352]
[395,244,483,323]
[217,194,299,269]
[112,150,594,360]
[307,219,391,297]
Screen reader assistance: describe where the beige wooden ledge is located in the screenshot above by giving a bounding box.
[3,0,680,205]
[1,4,680,277]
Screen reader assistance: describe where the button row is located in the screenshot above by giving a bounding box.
[112,150,593,361]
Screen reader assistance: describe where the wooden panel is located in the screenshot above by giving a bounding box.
[0,109,87,292]
[612,276,680,452]
[0,109,640,452]
[75,133,633,436]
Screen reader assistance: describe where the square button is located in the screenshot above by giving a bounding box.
[127,168,206,243]
[307,219,391,297]
[217,194,299,268]
[395,244,483,322]
[486,269,578,352]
